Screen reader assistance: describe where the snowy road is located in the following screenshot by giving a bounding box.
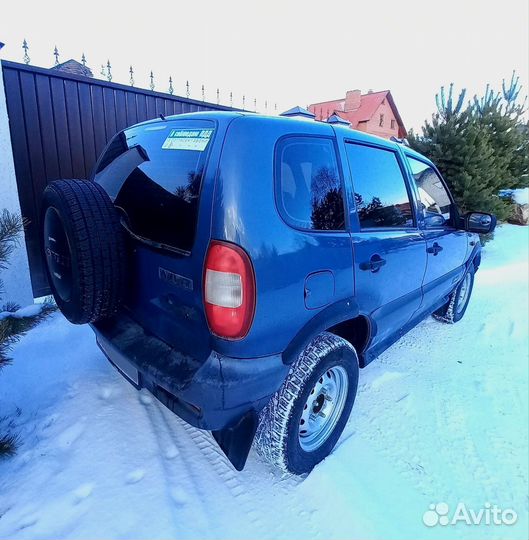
[1,225,528,540]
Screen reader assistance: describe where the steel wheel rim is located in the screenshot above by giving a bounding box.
[298,365,349,452]
[456,273,471,314]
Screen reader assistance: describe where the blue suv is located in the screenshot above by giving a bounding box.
[41,110,496,474]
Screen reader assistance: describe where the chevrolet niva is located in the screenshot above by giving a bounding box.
[41,110,496,474]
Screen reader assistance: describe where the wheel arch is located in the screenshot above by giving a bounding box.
[467,241,482,272]
[281,297,372,368]
[327,315,371,366]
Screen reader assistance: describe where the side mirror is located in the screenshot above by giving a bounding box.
[465,212,497,234]
[424,213,446,228]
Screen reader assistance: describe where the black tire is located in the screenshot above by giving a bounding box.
[433,266,475,324]
[41,179,126,324]
[255,332,359,475]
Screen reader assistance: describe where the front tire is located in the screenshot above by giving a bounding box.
[434,266,475,324]
[255,332,359,475]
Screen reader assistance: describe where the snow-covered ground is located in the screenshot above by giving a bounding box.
[500,187,529,205]
[1,225,528,540]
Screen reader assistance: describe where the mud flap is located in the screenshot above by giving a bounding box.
[212,410,258,471]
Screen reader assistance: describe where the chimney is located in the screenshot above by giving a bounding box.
[345,89,362,112]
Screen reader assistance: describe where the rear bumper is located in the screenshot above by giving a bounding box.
[92,314,289,431]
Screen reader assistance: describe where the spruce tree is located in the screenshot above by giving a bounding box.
[0,209,23,457]
[0,210,55,457]
[473,73,528,191]
[409,75,528,221]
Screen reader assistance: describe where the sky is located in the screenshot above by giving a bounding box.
[1,0,528,131]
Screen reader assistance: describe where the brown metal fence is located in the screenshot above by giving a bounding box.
[2,60,236,296]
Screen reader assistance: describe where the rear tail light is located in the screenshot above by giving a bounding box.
[203,241,256,339]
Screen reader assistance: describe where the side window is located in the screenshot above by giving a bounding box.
[345,143,414,229]
[407,157,452,228]
[276,137,345,231]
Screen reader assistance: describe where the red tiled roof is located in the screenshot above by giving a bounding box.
[349,90,388,122]
[309,90,406,137]
[309,99,344,117]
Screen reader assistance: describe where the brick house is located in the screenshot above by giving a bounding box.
[308,89,407,139]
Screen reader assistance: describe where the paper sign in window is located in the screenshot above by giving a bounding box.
[162,129,213,151]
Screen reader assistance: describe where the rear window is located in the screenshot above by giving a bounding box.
[94,119,215,252]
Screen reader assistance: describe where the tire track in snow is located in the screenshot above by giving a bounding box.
[435,389,500,504]
[141,390,321,539]
[142,395,279,537]
[138,394,215,535]
[178,423,321,540]
[179,422,265,527]
[352,353,460,504]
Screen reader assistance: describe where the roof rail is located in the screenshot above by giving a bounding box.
[327,114,351,126]
[280,106,315,119]
[390,136,410,147]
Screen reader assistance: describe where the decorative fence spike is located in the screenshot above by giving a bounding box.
[106,60,112,82]
[81,53,86,66]
[22,39,30,64]
[149,71,155,91]
[186,80,190,98]
[129,65,135,86]
[254,98,257,112]
[242,95,246,109]
[100,64,106,77]
[53,46,59,65]
[202,84,205,101]
[216,88,220,105]
[230,92,233,108]
[168,76,174,95]
[265,100,268,111]
[274,103,277,112]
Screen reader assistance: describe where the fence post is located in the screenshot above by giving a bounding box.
[0,47,34,306]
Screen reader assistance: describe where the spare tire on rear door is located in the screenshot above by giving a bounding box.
[41,179,126,324]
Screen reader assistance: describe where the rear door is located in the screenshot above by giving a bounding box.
[92,118,222,361]
[343,140,427,353]
[404,155,468,312]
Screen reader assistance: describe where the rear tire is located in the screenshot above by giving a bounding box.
[41,179,126,324]
[255,332,359,475]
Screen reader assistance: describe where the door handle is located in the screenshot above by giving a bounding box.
[360,254,386,272]
[427,242,443,256]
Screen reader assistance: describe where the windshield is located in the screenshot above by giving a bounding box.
[94,119,215,252]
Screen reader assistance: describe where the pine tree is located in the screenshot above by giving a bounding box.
[473,73,528,191]
[409,75,528,221]
[0,210,23,298]
[0,209,23,457]
[0,210,55,457]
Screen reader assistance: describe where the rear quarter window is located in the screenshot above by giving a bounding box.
[275,136,345,231]
[94,119,215,252]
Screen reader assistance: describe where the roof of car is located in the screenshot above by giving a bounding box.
[134,111,431,163]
